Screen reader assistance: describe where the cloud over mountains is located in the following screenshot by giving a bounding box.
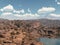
[0,4,40,20]
[0,4,60,20]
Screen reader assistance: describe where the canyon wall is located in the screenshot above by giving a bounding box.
[0,20,60,45]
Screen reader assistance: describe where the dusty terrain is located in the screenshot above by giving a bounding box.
[0,19,60,45]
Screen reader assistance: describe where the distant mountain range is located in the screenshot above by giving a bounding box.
[39,19,60,27]
[0,18,60,28]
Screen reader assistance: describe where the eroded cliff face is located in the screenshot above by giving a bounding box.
[0,20,60,45]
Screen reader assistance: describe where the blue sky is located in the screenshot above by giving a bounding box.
[0,0,60,20]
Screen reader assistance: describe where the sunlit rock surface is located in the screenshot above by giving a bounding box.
[0,19,60,45]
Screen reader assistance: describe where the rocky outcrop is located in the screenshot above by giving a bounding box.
[0,20,43,45]
[0,29,43,45]
[0,20,60,45]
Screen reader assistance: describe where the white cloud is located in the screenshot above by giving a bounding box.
[13,10,20,13]
[1,12,12,16]
[13,9,25,14]
[14,13,40,20]
[0,4,14,12]
[0,4,25,14]
[0,13,40,20]
[28,8,31,13]
[55,0,60,5]
[1,4,59,20]
[45,13,60,20]
[50,14,60,17]
[57,2,60,5]
[19,9,25,13]
[38,7,56,14]
[0,4,40,20]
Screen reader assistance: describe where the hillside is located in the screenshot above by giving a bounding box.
[40,19,60,27]
[0,19,60,45]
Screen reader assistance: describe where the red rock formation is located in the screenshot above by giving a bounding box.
[0,20,60,45]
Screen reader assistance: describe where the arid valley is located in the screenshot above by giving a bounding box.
[0,19,60,45]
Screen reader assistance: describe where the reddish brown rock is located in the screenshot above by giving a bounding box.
[0,20,59,45]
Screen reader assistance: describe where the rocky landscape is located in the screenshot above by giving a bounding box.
[0,19,60,45]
